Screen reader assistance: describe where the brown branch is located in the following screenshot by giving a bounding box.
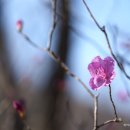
[47,0,57,50]
[82,0,130,80]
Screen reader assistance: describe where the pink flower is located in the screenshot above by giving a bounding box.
[16,20,23,32]
[88,56,115,90]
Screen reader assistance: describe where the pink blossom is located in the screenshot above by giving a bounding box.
[16,20,23,32]
[88,56,115,90]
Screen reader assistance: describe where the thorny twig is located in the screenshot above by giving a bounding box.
[82,0,130,80]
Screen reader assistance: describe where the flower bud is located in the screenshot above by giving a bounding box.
[13,99,25,119]
[16,20,23,32]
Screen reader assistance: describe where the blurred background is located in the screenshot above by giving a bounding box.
[0,0,130,130]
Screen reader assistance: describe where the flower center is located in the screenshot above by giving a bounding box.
[96,67,106,79]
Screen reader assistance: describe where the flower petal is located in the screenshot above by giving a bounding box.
[88,56,115,90]
[104,56,115,80]
[88,56,102,77]
[92,56,102,63]
[89,78,98,90]
[94,76,106,88]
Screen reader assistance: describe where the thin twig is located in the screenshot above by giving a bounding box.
[82,0,130,80]
[19,31,94,98]
[82,0,101,30]
[93,95,99,130]
[47,0,57,50]
[109,85,118,119]
[97,118,122,129]
[21,32,41,50]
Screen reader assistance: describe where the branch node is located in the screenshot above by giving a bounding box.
[115,117,122,122]
[101,26,105,31]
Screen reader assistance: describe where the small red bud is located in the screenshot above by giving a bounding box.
[13,100,25,119]
[16,20,23,32]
